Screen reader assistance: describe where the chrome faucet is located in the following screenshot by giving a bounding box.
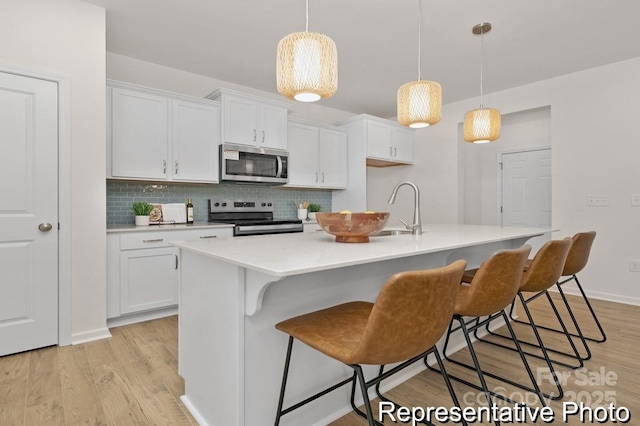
[387,181,423,235]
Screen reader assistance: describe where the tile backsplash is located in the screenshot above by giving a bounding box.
[107,180,332,226]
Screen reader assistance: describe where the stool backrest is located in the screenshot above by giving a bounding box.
[455,245,531,317]
[562,231,596,276]
[350,260,466,365]
[520,238,572,292]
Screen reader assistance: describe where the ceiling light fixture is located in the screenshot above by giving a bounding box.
[463,22,501,143]
[276,0,337,102]
[397,0,441,128]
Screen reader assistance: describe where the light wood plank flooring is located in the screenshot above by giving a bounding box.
[1,294,638,425]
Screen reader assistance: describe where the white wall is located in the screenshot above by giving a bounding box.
[0,0,108,340]
[368,57,640,305]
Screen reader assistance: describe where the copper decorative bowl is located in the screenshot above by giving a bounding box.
[316,212,390,243]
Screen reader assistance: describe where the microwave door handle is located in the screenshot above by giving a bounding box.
[275,155,283,178]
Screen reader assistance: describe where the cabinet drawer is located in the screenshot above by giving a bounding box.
[120,228,233,250]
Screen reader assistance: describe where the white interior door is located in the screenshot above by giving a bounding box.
[0,72,58,356]
[501,147,551,252]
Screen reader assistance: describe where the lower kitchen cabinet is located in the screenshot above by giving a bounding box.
[107,226,233,326]
[120,247,179,315]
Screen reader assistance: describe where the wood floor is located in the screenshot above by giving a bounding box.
[1,293,639,425]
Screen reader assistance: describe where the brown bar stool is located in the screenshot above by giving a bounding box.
[274,260,467,426]
[509,231,600,362]
[474,238,575,399]
[430,245,547,415]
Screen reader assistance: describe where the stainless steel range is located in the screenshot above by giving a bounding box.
[207,199,303,236]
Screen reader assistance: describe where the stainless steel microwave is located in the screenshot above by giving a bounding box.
[220,144,289,185]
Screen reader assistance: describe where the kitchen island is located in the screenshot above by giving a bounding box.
[172,224,552,426]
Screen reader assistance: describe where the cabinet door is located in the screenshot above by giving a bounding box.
[223,95,258,146]
[318,129,348,189]
[259,103,288,150]
[392,127,413,163]
[287,122,320,187]
[111,88,169,179]
[172,101,220,182]
[366,120,392,160]
[120,247,179,314]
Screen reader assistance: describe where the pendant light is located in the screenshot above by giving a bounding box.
[276,0,337,102]
[463,22,501,143]
[397,0,441,128]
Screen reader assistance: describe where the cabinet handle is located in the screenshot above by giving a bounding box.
[199,235,217,239]
[315,172,318,182]
[321,172,325,183]
[389,147,393,157]
[175,160,178,174]
[253,129,257,142]
[142,238,164,243]
[261,130,265,143]
[175,255,179,270]
[394,147,397,157]
[163,160,167,174]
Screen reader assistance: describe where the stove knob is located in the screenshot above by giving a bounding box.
[221,202,227,207]
[267,202,272,207]
[261,202,266,207]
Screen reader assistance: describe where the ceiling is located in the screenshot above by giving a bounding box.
[84,0,640,118]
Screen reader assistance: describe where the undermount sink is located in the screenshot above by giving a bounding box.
[372,229,414,237]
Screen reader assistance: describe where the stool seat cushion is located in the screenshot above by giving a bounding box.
[276,302,373,365]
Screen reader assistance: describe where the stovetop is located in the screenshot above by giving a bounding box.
[207,199,303,236]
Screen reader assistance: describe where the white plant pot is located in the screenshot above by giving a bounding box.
[135,215,150,226]
[308,212,317,221]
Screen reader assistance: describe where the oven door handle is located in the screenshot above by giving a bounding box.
[275,155,283,178]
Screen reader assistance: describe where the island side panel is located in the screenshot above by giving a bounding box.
[179,250,245,426]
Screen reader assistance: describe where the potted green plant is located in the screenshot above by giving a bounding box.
[307,203,321,221]
[132,201,153,226]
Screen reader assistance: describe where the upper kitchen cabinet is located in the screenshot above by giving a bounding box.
[331,114,414,212]
[108,81,220,183]
[287,119,347,189]
[344,114,414,166]
[206,88,289,150]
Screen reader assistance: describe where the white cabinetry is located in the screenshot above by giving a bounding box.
[108,81,220,183]
[287,119,347,189]
[332,114,414,212]
[206,88,289,150]
[364,117,413,165]
[106,226,233,326]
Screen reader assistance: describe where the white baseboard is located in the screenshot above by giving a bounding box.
[71,327,112,345]
[548,286,640,306]
[180,395,209,426]
[106,306,178,328]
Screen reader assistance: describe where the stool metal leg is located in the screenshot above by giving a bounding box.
[354,365,376,426]
[275,336,294,426]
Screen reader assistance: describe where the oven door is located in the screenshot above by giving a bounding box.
[220,144,288,184]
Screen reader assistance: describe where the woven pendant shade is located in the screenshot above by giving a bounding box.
[397,80,442,128]
[463,107,501,143]
[277,31,337,102]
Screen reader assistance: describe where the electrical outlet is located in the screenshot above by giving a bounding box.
[632,195,640,206]
[586,195,610,206]
[630,260,640,272]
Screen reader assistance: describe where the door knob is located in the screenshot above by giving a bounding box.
[38,223,53,232]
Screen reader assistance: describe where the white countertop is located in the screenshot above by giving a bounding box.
[107,222,234,233]
[171,224,552,277]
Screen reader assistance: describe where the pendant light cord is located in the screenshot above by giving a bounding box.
[480,27,484,108]
[417,0,422,81]
[305,0,309,32]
